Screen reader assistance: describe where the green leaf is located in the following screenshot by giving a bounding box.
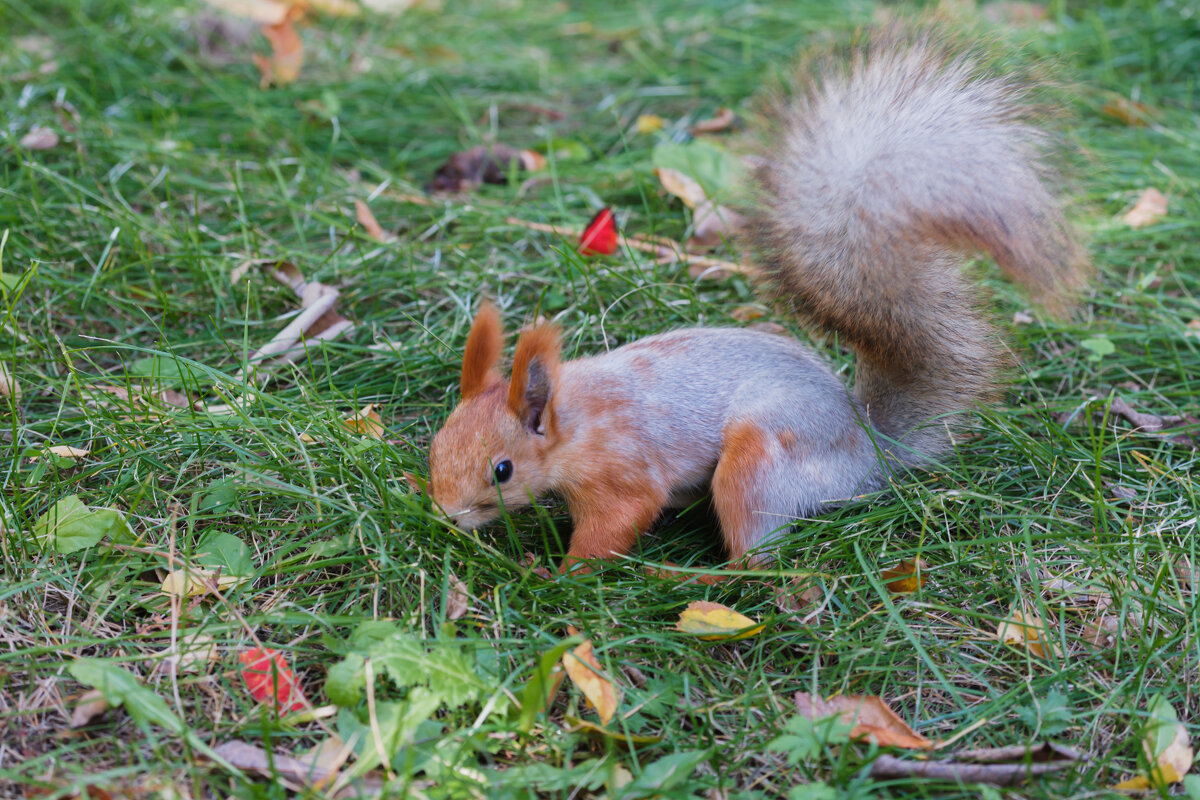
[129,355,190,386]
[1182,774,1200,800]
[1015,687,1072,737]
[196,531,252,576]
[788,783,838,800]
[372,633,483,708]
[347,620,403,652]
[617,749,710,799]
[518,635,583,732]
[1081,336,1115,360]
[1146,694,1182,758]
[326,653,366,707]
[69,658,184,734]
[33,496,131,554]
[767,715,854,765]
[342,689,443,778]
[652,140,745,198]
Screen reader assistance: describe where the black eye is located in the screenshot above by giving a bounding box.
[492,459,513,485]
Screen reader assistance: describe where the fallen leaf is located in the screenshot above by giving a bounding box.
[1123,188,1168,229]
[675,600,764,641]
[794,692,933,750]
[307,0,361,16]
[635,114,665,134]
[730,305,765,323]
[343,403,385,438]
[564,715,663,746]
[20,127,59,150]
[253,7,304,88]
[882,558,928,594]
[655,167,708,209]
[1140,695,1193,786]
[0,364,20,400]
[562,640,619,725]
[160,568,246,598]
[690,107,737,135]
[205,0,291,24]
[445,571,469,620]
[428,144,543,192]
[239,647,307,714]
[1101,95,1157,127]
[1104,396,1198,447]
[996,608,1058,659]
[688,200,746,252]
[46,445,90,460]
[354,199,396,243]
[773,574,825,616]
[163,631,220,674]
[578,207,619,256]
[212,739,340,785]
[70,689,110,728]
[1012,310,1034,325]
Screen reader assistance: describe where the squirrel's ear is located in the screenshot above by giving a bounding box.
[508,324,561,435]
[460,302,504,399]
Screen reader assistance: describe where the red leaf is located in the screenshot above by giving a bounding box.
[239,647,306,714]
[578,207,618,256]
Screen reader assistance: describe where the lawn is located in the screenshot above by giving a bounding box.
[1,0,1198,797]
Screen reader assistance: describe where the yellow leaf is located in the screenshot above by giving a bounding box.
[675,600,764,641]
[46,445,90,459]
[354,199,395,243]
[160,568,245,598]
[654,167,707,209]
[561,640,619,725]
[996,608,1058,659]
[343,403,385,438]
[882,558,928,594]
[1123,188,1168,229]
[635,114,665,134]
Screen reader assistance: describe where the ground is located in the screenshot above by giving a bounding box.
[1,0,1198,798]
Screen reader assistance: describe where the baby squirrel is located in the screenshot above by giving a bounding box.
[428,33,1089,570]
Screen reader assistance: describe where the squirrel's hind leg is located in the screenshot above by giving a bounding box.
[712,415,876,564]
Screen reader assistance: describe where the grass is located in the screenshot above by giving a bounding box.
[1,0,1198,797]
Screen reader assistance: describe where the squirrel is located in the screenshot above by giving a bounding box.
[426,32,1089,571]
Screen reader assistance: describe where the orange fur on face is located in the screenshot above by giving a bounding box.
[712,420,769,561]
[461,302,503,399]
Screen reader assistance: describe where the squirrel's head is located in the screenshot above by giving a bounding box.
[428,303,561,530]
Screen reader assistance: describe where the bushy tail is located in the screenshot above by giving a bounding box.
[755,31,1088,462]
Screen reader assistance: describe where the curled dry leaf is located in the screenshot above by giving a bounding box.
[1104,396,1198,446]
[1101,95,1157,127]
[996,608,1058,659]
[562,640,619,726]
[353,199,396,243]
[444,571,469,620]
[20,127,59,150]
[882,558,928,594]
[794,692,933,750]
[653,167,746,253]
[429,144,544,193]
[253,6,304,88]
[213,739,341,786]
[774,574,825,616]
[343,403,385,438]
[1122,188,1168,229]
[0,363,20,400]
[676,600,764,641]
[70,689,110,728]
[655,168,707,209]
[45,445,90,460]
[690,107,737,135]
[1115,696,1194,789]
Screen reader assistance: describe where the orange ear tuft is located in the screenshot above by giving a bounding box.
[460,302,504,398]
[508,324,561,434]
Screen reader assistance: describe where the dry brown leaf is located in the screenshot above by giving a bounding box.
[254,8,304,88]
[676,600,764,641]
[996,608,1058,659]
[688,201,746,253]
[429,145,543,192]
[1105,396,1198,446]
[354,199,396,243]
[794,692,933,750]
[654,167,707,210]
[882,558,928,594]
[343,403,385,438]
[20,127,59,150]
[690,107,737,135]
[562,640,619,725]
[445,571,469,620]
[212,739,340,786]
[0,364,20,400]
[1101,95,1157,127]
[1123,188,1168,229]
[730,305,766,323]
[70,689,109,728]
[774,574,825,616]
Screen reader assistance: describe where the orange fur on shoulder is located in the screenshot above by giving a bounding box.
[508,324,561,432]
[461,302,503,398]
